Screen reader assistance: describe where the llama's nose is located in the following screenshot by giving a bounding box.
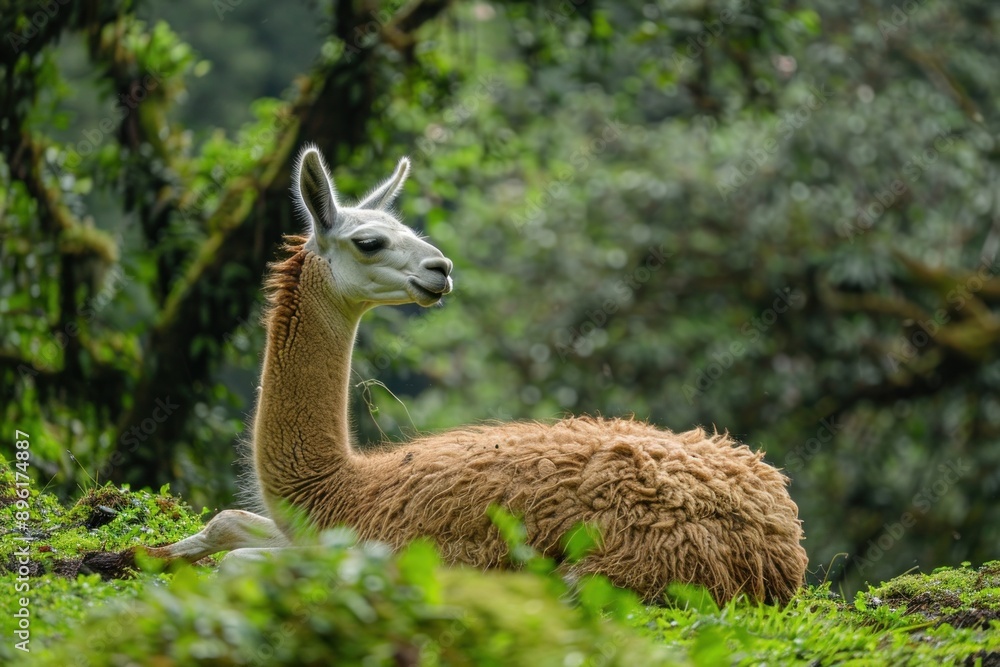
[421,256,453,278]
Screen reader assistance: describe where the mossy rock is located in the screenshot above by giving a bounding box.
[0,472,205,581]
[862,561,1000,630]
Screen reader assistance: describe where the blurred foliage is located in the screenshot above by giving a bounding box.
[36,543,669,667]
[1,0,999,605]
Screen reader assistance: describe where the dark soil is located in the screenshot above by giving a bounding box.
[35,549,139,580]
[880,582,1000,630]
[965,651,1000,667]
[942,608,1000,630]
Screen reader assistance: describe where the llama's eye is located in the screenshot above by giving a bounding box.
[353,238,385,253]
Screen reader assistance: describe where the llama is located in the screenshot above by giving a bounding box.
[144,145,808,604]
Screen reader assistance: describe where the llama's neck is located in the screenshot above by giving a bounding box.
[252,250,361,517]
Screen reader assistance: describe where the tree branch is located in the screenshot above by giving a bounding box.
[111,0,456,489]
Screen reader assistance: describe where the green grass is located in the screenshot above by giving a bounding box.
[639,575,999,665]
[2,459,998,665]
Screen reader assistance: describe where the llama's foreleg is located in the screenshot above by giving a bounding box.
[144,509,290,563]
[219,546,307,568]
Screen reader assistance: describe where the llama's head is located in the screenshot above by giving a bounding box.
[294,145,453,310]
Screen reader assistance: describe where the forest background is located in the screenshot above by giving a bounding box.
[2,0,999,596]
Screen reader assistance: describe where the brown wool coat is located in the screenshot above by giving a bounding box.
[251,239,808,604]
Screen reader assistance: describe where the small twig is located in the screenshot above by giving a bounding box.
[353,372,418,440]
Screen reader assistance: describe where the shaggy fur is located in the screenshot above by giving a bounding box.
[150,147,808,606]
[251,242,808,605]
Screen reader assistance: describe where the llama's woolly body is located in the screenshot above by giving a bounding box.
[315,419,805,604]
[252,238,807,604]
[149,147,807,606]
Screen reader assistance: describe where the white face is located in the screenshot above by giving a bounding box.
[294,146,453,310]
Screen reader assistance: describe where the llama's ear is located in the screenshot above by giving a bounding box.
[357,157,410,210]
[295,146,339,234]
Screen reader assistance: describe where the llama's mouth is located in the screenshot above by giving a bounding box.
[409,279,446,305]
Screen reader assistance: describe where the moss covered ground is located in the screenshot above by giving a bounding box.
[1,458,998,666]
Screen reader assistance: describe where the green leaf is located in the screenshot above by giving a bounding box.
[664,582,720,614]
[397,538,443,604]
[560,521,602,563]
[793,9,822,35]
[486,504,537,564]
